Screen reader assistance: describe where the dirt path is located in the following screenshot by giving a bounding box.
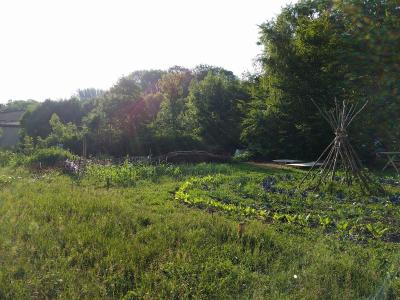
[246,162,291,170]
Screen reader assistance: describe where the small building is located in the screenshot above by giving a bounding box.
[0,110,25,148]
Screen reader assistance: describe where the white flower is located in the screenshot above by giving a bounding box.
[293,274,298,279]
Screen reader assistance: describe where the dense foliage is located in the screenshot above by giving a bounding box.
[19,66,246,156]
[16,0,399,161]
[0,100,38,113]
[242,0,400,159]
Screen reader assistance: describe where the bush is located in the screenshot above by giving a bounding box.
[232,150,253,162]
[28,148,75,167]
[0,151,28,167]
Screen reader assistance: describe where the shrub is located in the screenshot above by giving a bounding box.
[232,150,253,162]
[0,151,27,167]
[28,147,75,167]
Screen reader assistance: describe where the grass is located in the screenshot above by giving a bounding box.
[0,163,399,299]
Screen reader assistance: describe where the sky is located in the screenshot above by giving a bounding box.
[0,0,294,102]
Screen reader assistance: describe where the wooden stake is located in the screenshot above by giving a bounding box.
[301,99,383,194]
[238,222,245,238]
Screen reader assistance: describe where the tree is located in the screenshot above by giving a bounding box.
[44,113,84,152]
[153,69,193,137]
[21,98,86,139]
[74,88,104,101]
[0,100,38,112]
[83,75,152,155]
[186,72,248,153]
[192,65,236,81]
[128,70,166,94]
[109,76,142,99]
[335,0,400,153]
[243,0,400,159]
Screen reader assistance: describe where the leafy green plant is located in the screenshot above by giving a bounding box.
[318,216,332,230]
[232,150,253,162]
[0,175,14,187]
[285,214,297,224]
[337,221,350,234]
[172,170,400,242]
[296,214,311,227]
[365,223,389,239]
[272,212,286,223]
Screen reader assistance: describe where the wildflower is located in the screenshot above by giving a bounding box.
[293,274,298,279]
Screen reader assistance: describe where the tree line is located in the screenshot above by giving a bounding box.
[16,0,400,160]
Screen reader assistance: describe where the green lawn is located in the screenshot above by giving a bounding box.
[0,163,399,299]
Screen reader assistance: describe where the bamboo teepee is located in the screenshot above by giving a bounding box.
[301,98,383,194]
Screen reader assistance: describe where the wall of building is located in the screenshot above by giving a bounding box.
[0,127,21,148]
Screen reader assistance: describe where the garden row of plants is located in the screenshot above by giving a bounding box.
[174,174,400,241]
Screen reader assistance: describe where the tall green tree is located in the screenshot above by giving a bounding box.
[192,65,236,82]
[44,113,85,152]
[336,0,400,152]
[21,98,86,139]
[84,77,143,155]
[153,68,193,137]
[186,72,248,153]
[243,0,400,159]
[0,99,38,112]
[128,70,166,94]
[74,88,104,101]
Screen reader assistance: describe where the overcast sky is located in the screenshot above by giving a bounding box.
[0,0,294,102]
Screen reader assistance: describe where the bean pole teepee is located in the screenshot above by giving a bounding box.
[301,98,383,194]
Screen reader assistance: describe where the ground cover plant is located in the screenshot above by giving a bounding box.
[0,162,399,299]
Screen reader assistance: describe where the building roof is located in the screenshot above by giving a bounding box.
[0,110,25,127]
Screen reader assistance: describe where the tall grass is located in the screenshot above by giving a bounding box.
[0,151,27,167]
[85,161,233,186]
[0,163,399,298]
[0,148,75,169]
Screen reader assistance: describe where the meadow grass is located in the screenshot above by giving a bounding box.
[0,164,399,299]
